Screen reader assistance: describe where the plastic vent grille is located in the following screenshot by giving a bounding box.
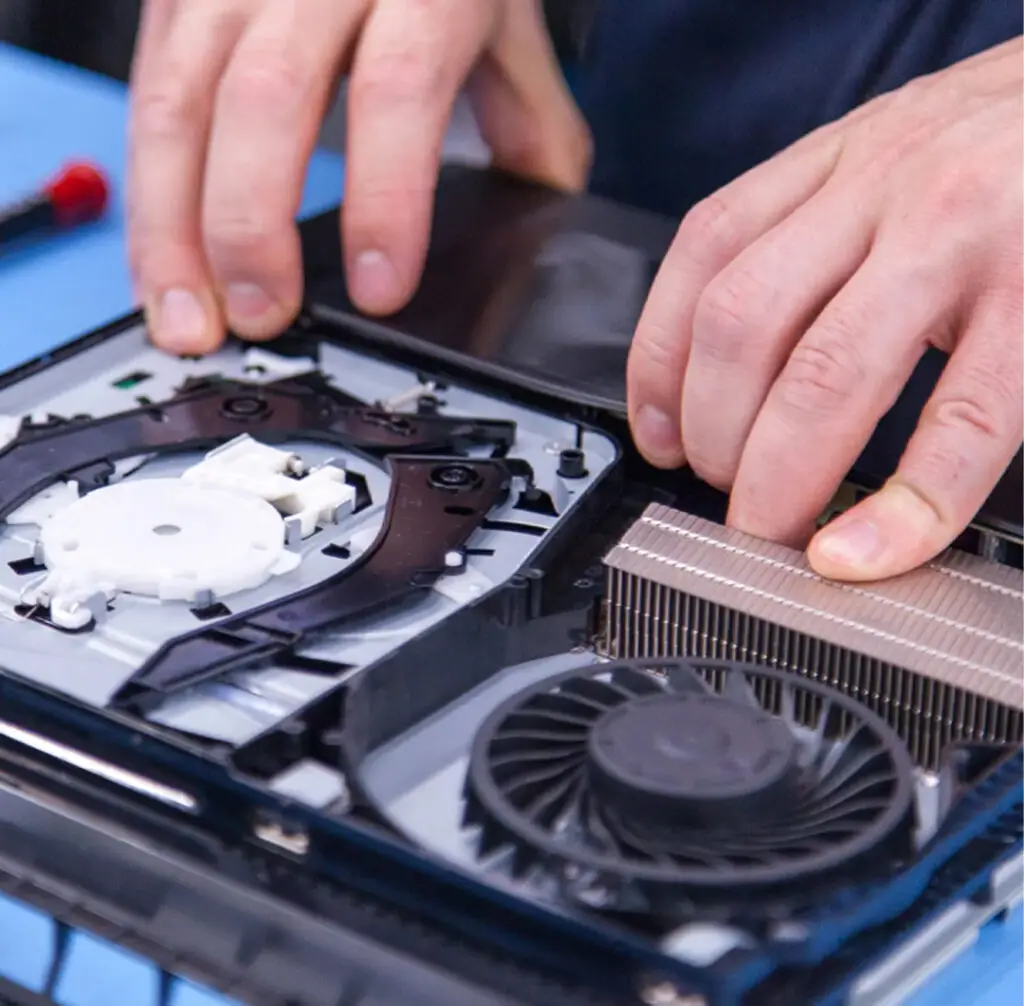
[602,504,1024,770]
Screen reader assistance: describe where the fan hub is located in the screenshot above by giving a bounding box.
[586,692,798,829]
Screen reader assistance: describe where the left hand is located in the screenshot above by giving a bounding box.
[626,38,1023,581]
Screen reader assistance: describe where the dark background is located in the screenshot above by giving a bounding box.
[0,0,141,79]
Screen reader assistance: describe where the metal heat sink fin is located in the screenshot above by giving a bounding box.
[602,504,1024,769]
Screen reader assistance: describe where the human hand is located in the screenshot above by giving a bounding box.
[627,39,1023,582]
[128,0,590,354]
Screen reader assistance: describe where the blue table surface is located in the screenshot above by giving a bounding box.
[0,40,1020,1006]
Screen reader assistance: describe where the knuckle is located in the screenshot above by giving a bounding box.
[203,211,280,263]
[350,172,434,208]
[925,392,1010,444]
[776,325,866,416]
[916,161,990,227]
[127,246,149,287]
[219,51,310,115]
[990,265,1024,317]
[344,177,434,250]
[568,117,595,175]
[903,443,974,503]
[879,75,930,123]
[129,240,197,291]
[127,238,155,281]
[350,49,445,111]
[629,321,682,377]
[132,73,194,138]
[547,114,595,190]
[684,446,736,492]
[676,193,742,258]
[691,270,766,366]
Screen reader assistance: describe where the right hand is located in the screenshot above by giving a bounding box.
[127,0,592,355]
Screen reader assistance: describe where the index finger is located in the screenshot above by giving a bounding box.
[627,131,841,468]
[128,0,249,354]
[343,0,498,315]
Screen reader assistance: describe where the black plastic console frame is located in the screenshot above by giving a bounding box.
[0,675,1019,1006]
[0,767,560,1006]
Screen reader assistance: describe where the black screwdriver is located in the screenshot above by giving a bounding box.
[0,161,110,247]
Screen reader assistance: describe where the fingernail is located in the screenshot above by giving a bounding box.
[350,250,398,312]
[225,282,275,322]
[634,405,681,459]
[157,288,206,353]
[815,517,885,570]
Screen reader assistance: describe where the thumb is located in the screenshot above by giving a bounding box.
[807,481,941,581]
[468,0,592,192]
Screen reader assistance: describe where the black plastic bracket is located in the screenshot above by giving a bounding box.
[110,457,510,709]
[0,376,516,522]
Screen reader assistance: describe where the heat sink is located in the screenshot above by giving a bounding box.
[602,503,1024,770]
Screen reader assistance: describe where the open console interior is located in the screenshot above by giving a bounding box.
[0,165,1019,1006]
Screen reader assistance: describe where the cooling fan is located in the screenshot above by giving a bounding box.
[462,659,918,921]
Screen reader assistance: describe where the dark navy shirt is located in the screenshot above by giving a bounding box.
[577,0,1022,504]
[582,0,1022,217]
